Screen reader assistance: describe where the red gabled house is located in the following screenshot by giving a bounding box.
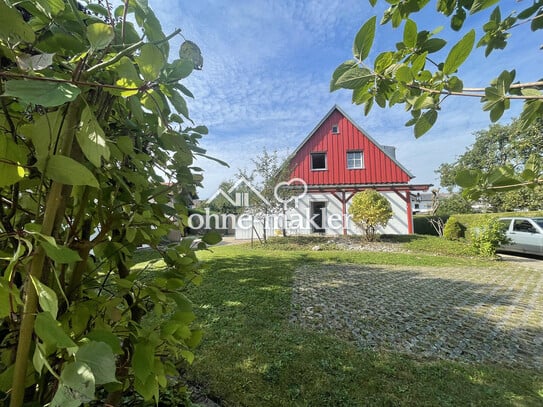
[283,105,431,235]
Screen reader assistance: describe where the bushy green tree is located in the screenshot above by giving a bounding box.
[434,193,474,216]
[0,1,215,406]
[348,190,393,241]
[437,119,543,210]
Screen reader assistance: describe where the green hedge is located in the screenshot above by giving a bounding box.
[413,215,449,236]
[414,211,543,236]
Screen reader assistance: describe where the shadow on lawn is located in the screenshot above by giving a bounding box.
[185,251,543,407]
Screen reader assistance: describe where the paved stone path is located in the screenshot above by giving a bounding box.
[290,262,543,369]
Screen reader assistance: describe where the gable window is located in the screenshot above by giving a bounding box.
[311,152,327,170]
[331,124,339,134]
[347,151,364,169]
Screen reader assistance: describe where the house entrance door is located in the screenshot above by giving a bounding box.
[310,202,326,233]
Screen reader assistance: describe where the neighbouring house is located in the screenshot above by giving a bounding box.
[234,105,432,239]
[411,192,436,214]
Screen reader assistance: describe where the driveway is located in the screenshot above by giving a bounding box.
[499,253,543,271]
[290,262,543,369]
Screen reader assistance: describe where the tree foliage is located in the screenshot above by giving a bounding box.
[437,119,543,210]
[434,193,474,216]
[348,189,393,241]
[235,148,294,241]
[332,0,543,196]
[0,1,213,406]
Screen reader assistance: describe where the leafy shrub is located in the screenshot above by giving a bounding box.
[469,217,508,257]
[443,216,465,240]
[349,190,393,241]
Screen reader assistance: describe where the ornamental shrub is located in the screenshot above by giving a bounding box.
[443,216,465,240]
[469,217,509,257]
[349,190,393,241]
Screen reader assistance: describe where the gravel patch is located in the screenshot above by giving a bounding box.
[290,263,543,369]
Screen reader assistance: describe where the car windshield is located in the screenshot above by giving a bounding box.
[533,218,543,229]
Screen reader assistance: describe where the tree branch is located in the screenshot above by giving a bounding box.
[0,71,141,92]
[85,28,182,74]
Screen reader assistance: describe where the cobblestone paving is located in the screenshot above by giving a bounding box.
[290,263,543,369]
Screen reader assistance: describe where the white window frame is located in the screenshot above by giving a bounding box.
[311,152,327,171]
[347,150,364,169]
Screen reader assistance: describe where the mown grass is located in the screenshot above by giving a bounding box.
[254,233,479,261]
[187,245,542,406]
[137,238,543,406]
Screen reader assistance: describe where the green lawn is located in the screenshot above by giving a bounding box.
[138,237,543,406]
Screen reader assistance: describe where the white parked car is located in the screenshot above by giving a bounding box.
[498,217,543,256]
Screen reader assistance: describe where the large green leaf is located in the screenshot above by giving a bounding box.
[30,276,58,319]
[137,43,165,81]
[76,106,110,167]
[353,16,376,61]
[87,23,115,50]
[202,230,222,245]
[179,40,203,70]
[0,137,26,187]
[33,0,65,18]
[395,65,413,83]
[43,155,99,188]
[3,80,81,107]
[76,342,118,384]
[455,169,480,188]
[132,343,155,383]
[443,29,475,75]
[34,312,77,349]
[86,330,123,354]
[40,239,82,264]
[330,60,358,91]
[167,59,193,81]
[165,87,189,118]
[335,66,373,90]
[413,109,437,138]
[422,38,447,53]
[50,362,95,407]
[21,111,61,162]
[134,374,159,402]
[403,19,417,48]
[16,53,54,71]
[111,56,143,97]
[0,2,35,44]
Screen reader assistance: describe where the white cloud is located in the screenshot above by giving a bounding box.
[147,1,539,198]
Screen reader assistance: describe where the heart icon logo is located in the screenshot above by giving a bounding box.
[274,178,307,207]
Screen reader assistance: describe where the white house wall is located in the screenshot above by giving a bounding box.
[234,191,409,239]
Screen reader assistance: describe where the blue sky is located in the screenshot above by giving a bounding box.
[148,0,540,198]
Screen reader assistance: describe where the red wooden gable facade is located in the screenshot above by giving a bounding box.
[286,105,431,234]
[289,106,412,186]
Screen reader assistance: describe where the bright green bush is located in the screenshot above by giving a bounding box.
[349,190,393,241]
[469,217,508,257]
[443,216,465,240]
